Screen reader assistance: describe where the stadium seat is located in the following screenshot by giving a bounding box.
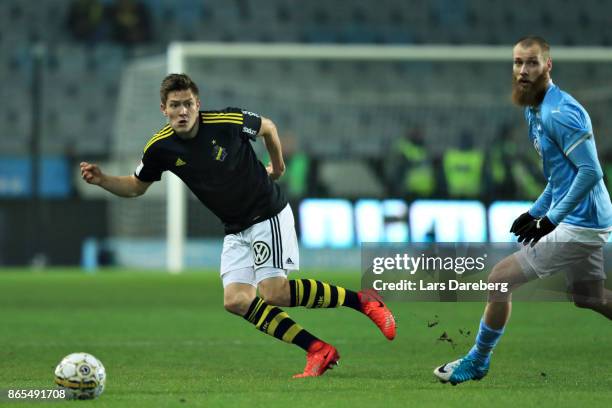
[319,159,385,197]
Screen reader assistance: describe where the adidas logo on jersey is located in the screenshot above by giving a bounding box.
[175,158,186,166]
[286,258,294,265]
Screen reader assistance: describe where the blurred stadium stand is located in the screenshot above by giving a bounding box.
[1,0,612,265]
[1,0,611,156]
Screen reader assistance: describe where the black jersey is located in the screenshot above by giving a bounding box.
[134,107,287,234]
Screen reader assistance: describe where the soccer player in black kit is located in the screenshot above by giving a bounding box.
[80,73,396,378]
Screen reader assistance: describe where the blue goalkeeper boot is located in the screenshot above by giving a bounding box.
[434,355,490,385]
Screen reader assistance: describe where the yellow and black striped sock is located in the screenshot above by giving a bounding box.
[243,297,318,351]
[288,279,361,310]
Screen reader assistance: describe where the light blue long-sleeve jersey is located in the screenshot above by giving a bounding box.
[526,82,612,229]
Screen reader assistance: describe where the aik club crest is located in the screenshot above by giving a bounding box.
[212,145,227,161]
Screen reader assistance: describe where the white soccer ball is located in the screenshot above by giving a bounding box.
[54,352,106,400]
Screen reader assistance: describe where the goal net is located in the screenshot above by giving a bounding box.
[109,43,612,271]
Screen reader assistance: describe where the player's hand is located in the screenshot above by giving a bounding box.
[514,216,556,247]
[80,162,104,185]
[509,211,535,234]
[266,162,284,181]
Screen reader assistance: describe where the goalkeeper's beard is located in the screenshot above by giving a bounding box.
[511,71,549,107]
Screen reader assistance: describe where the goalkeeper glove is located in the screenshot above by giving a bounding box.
[509,211,535,234]
[515,216,556,246]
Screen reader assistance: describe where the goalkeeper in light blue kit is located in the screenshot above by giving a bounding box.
[434,36,612,385]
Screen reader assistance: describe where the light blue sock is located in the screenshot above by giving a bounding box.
[466,319,504,364]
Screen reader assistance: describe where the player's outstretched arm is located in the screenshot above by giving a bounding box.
[258,116,285,180]
[80,162,152,198]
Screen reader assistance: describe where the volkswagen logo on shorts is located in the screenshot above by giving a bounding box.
[253,241,271,265]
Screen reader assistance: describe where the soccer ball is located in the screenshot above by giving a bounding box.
[54,352,106,400]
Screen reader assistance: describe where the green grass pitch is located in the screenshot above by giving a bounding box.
[0,269,611,407]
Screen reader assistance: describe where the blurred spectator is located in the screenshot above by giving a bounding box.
[505,124,545,201]
[442,130,484,198]
[65,0,108,43]
[387,126,436,198]
[279,132,311,199]
[253,131,313,198]
[484,123,516,200]
[107,0,152,45]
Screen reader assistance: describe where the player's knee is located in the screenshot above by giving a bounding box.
[223,292,254,316]
[487,273,500,285]
[486,264,514,301]
[261,289,289,306]
[487,267,507,286]
[487,255,526,294]
[258,278,290,306]
[488,260,521,287]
